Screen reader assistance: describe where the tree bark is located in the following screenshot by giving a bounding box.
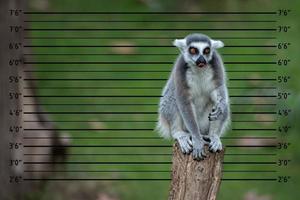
[0,1,25,199]
[0,1,68,199]
[168,143,225,200]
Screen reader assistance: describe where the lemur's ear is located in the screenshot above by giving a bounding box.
[173,39,187,52]
[211,40,224,49]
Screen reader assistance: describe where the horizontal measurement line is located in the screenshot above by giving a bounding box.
[228,87,276,89]
[23,161,172,164]
[23,53,178,55]
[23,11,277,15]
[24,28,277,32]
[23,120,157,122]
[222,53,276,56]
[23,95,162,97]
[23,153,276,156]
[23,136,277,140]
[24,70,171,73]
[232,120,277,122]
[23,79,167,81]
[23,145,171,148]
[23,137,161,139]
[23,161,276,164]
[223,137,277,139]
[226,145,276,148]
[23,37,278,40]
[23,178,277,181]
[232,128,277,131]
[225,153,276,156]
[24,170,171,173]
[221,178,277,181]
[24,61,277,65]
[24,128,154,131]
[24,20,277,23]
[22,111,276,114]
[23,87,162,89]
[23,45,276,48]
[23,111,157,114]
[232,111,276,114]
[24,128,278,132]
[217,70,277,73]
[24,170,277,173]
[24,61,174,64]
[23,178,171,181]
[22,103,276,106]
[23,145,276,148]
[23,80,278,83]
[229,78,276,81]
[23,120,275,123]
[22,95,277,98]
[23,53,277,56]
[22,86,277,89]
[24,153,173,156]
[231,103,276,106]
[23,103,158,106]
[229,95,276,97]
[23,70,277,73]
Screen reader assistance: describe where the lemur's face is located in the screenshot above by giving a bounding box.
[184,42,212,68]
[173,34,224,69]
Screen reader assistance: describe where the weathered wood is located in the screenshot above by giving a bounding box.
[169,143,225,200]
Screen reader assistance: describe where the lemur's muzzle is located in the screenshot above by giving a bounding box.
[196,56,207,68]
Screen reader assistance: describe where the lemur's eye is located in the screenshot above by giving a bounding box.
[189,47,198,55]
[203,47,211,55]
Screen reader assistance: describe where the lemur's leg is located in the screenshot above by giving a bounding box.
[171,115,192,154]
[206,86,230,152]
[206,120,224,152]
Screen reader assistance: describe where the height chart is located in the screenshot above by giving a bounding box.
[1,0,299,200]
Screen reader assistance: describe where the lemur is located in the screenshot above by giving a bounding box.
[157,33,230,160]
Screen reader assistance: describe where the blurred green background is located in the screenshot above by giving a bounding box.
[24,0,299,199]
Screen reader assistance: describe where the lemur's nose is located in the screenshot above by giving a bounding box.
[196,55,207,67]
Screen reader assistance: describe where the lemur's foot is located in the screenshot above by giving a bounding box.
[177,135,192,154]
[203,135,222,153]
[191,136,206,160]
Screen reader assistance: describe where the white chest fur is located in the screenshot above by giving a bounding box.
[186,66,214,102]
[186,66,215,133]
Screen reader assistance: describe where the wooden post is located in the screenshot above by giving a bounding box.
[168,143,225,200]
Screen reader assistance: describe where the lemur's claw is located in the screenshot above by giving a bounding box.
[208,136,222,153]
[177,135,193,154]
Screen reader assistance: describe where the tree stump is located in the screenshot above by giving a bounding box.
[168,143,225,200]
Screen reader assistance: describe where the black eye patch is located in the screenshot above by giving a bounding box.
[188,47,199,55]
[203,47,211,55]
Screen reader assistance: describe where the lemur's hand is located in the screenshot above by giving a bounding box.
[191,136,206,160]
[208,102,226,121]
[203,135,223,153]
[177,134,193,154]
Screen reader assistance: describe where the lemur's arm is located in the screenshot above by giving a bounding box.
[209,53,229,121]
[209,84,229,121]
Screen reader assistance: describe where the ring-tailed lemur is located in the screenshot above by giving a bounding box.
[156,33,230,160]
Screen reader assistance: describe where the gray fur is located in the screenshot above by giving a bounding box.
[186,33,211,46]
[156,33,230,160]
